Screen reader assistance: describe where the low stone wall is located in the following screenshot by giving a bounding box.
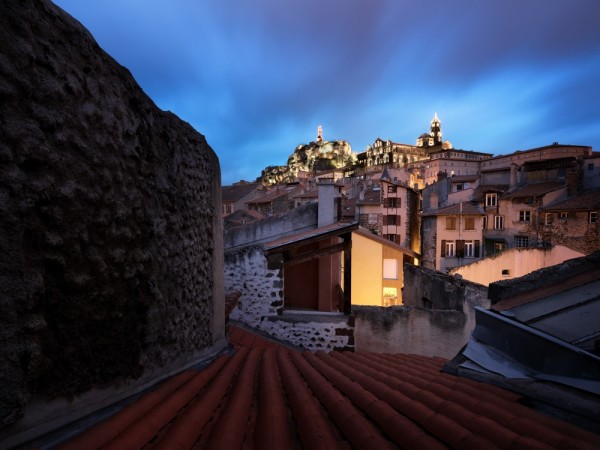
[225,246,354,351]
[353,264,490,358]
[354,306,474,358]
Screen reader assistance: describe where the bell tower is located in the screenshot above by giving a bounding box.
[430,112,442,146]
[316,125,323,143]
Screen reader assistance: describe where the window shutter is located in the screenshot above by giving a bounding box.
[456,240,465,258]
[441,240,446,257]
[475,240,480,257]
[397,215,401,225]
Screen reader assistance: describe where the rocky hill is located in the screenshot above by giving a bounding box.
[261,139,355,184]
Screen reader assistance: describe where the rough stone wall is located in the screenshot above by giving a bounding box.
[354,306,471,358]
[0,0,223,431]
[421,216,437,269]
[402,264,487,311]
[225,246,353,351]
[354,263,489,357]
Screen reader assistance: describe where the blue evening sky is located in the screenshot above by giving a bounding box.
[52,0,600,185]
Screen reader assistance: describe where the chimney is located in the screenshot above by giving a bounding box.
[509,163,518,188]
[317,180,339,227]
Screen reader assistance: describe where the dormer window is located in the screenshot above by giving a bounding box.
[485,193,498,207]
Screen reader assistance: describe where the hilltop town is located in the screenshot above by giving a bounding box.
[223,114,600,287]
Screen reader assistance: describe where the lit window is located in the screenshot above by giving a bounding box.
[383,287,398,306]
[494,215,504,230]
[514,235,529,248]
[591,212,598,223]
[485,193,498,207]
[446,217,457,230]
[519,211,531,222]
[464,217,475,230]
[383,259,398,279]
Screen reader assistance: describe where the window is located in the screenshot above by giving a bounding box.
[485,193,498,207]
[502,269,511,276]
[464,241,474,257]
[386,198,398,208]
[514,235,529,248]
[386,215,398,226]
[591,212,598,223]
[494,242,506,253]
[383,259,398,279]
[464,217,475,230]
[387,185,397,193]
[482,216,488,230]
[494,215,504,230]
[446,217,457,230]
[455,239,480,258]
[519,210,531,222]
[559,212,568,220]
[545,213,554,225]
[383,287,398,306]
[456,183,464,192]
[445,241,455,257]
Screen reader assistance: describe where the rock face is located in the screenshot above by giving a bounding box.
[261,140,355,184]
[0,0,223,430]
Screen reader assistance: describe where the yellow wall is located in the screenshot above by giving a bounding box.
[351,233,382,306]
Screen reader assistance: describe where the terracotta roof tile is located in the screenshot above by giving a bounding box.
[56,332,600,450]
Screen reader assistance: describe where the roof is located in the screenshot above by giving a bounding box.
[503,182,566,199]
[449,174,479,183]
[356,187,381,205]
[293,189,318,199]
[264,221,359,252]
[57,329,600,449]
[422,201,485,217]
[541,188,600,212]
[471,184,509,201]
[221,182,260,202]
[247,188,291,205]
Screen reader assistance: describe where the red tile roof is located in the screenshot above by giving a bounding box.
[56,332,600,450]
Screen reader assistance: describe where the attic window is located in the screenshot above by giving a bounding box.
[485,193,497,207]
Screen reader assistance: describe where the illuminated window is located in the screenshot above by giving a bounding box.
[383,287,398,306]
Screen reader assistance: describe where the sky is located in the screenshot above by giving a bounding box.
[53,0,600,185]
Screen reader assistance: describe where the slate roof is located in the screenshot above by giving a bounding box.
[471,184,509,201]
[221,182,261,202]
[449,174,479,183]
[422,201,485,217]
[356,187,381,205]
[541,188,600,211]
[56,327,600,449]
[503,182,566,199]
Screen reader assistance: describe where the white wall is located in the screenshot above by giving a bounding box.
[449,245,585,286]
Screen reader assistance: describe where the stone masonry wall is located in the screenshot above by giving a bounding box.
[225,246,353,351]
[355,263,490,358]
[0,0,223,434]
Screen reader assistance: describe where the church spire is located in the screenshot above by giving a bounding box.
[430,113,442,145]
[316,125,323,143]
